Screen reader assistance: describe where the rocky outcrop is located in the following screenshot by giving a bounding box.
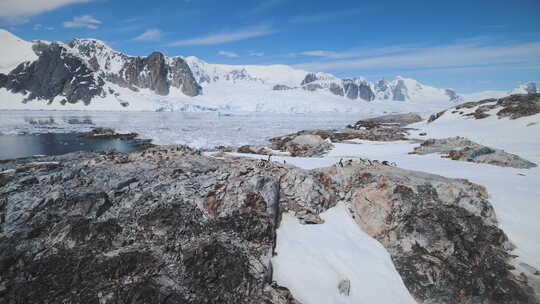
[300,73,376,101]
[0,40,203,106]
[0,43,105,105]
[273,84,294,91]
[343,78,375,101]
[429,93,540,122]
[0,146,538,303]
[350,113,423,128]
[80,127,138,140]
[68,39,202,97]
[317,161,539,303]
[269,133,333,157]
[0,146,310,303]
[392,78,408,101]
[411,136,537,169]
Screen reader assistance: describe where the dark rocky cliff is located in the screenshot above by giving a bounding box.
[0,39,203,106]
[0,43,105,105]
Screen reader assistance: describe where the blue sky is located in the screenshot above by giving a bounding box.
[1,0,539,92]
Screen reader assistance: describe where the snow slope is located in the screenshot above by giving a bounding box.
[273,203,416,304]
[0,29,38,73]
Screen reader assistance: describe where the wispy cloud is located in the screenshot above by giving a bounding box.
[297,45,421,59]
[63,15,101,29]
[217,50,239,58]
[250,51,264,57]
[290,8,366,24]
[0,0,91,24]
[167,25,274,46]
[33,24,55,31]
[294,41,540,72]
[133,29,162,41]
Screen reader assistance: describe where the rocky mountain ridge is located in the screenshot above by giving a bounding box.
[0,29,537,110]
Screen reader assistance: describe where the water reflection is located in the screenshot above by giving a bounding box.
[0,133,142,160]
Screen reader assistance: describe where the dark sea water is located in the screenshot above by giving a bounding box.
[0,133,143,160]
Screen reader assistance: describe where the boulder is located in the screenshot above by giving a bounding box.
[412,137,537,169]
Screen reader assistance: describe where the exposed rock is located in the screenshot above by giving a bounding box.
[273,84,294,91]
[392,78,408,101]
[67,39,202,98]
[270,134,333,157]
[317,161,539,303]
[411,136,537,169]
[338,279,351,296]
[329,83,344,96]
[301,73,318,85]
[350,113,423,128]
[1,145,537,303]
[237,145,258,154]
[80,127,138,140]
[429,93,540,123]
[0,42,105,105]
[302,83,324,91]
[0,146,314,303]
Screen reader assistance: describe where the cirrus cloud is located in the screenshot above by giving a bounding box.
[63,15,101,29]
[217,50,239,58]
[167,25,274,46]
[133,29,162,41]
[294,40,540,73]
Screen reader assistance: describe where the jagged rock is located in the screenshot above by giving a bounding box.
[273,84,294,91]
[345,113,421,141]
[0,146,315,303]
[338,279,351,296]
[429,93,540,123]
[302,83,324,91]
[0,42,105,105]
[68,39,202,98]
[272,134,333,157]
[343,81,359,99]
[329,83,344,96]
[392,78,408,101]
[237,145,258,154]
[350,113,423,128]
[1,146,537,303]
[411,137,537,169]
[317,161,539,303]
[301,73,318,85]
[168,57,202,97]
[80,127,138,140]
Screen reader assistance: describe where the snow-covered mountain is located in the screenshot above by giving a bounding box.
[0,29,537,113]
[0,29,38,73]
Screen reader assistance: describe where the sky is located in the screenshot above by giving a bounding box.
[1,0,539,93]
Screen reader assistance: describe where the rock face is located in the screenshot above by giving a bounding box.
[270,133,334,157]
[67,39,202,97]
[273,84,294,91]
[0,43,105,105]
[0,39,202,106]
[317,162,539,303]
[392,79,409,101]
[429,93,540,122]
[0,147,307,303]
[300,73,376,101]
[411,137,537,169]
[1,146,538,303]
[351,113,423,128]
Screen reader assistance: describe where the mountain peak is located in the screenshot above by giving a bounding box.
[0,29,38,72]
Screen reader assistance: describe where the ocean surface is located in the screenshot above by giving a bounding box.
[0,111,364,152]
